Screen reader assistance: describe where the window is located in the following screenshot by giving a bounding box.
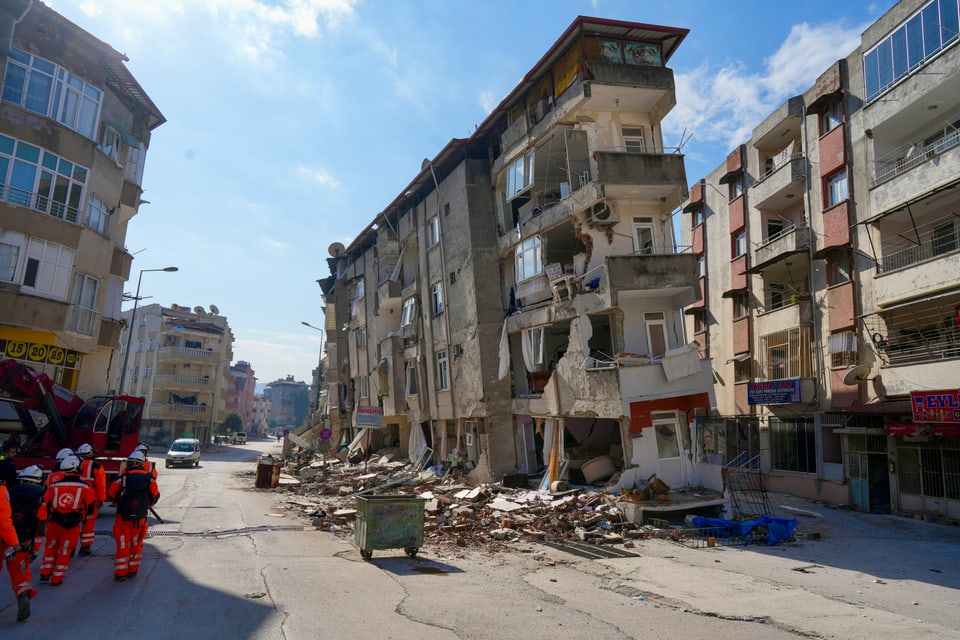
[733,230,747,258]
[863,0,960,102]
[0,134,89,223]
[431,281,444,315]
[697,254,705,278]
[356,278,365,299]
[691,206,703,227]
[401,297,417,326]
[691,310,705,334]
[2,48,103,138]
[354,327,367,348]
[734,357,751,383]
[515,235,543,281]
[766,218,785,242]
[825,170,848,208]
[427,217,440,248]
[65,272,98,334]
[98,124,122,164]
[633,216,655,254]
[765,282,787,310]
[20,238,73,299]
[820,100,843,134]
[828,330,858,368]
[644,311,667,357]
[733,291,750,319]
[698,417,760,466]
[761,327,814,380]
[523,327,545,367]
[729,176,743,201]
[623,127,645,153]
[436,350,449,391]
[507,151,535,199]
[827,251,852,285]
[405,361,418,396]
[85,195,109,235]
[0,230,23,283]
[359,376,369,398]
[770,417,817,474]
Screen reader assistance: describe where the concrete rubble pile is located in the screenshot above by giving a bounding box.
[270,448,689,552]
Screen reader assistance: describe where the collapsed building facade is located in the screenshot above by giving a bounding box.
[318,16,719,500]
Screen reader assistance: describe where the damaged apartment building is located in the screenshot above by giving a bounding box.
[318,17,718,497]
[682,0,960,520]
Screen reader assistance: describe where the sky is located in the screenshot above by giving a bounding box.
[46,0,892,388]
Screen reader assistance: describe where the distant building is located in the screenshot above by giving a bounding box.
[253,394,272,434]
[117,303,234,445]
[263,376,309,429]
[226,360,257,431]
[0,1,164,393]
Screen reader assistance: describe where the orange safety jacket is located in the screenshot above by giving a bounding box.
[0,484,21,548]
[43,475,96,528]
[80,458,107,502]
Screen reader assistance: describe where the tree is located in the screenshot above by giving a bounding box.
[221,413,243,434]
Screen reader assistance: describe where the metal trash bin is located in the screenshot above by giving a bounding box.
[256,454,276,488]
[355,495,425,560]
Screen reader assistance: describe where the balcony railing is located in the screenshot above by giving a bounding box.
[879,223,959,273]
[150,403,209,415]
[157,346,215,358]
[0,183,81,224]
[874,126,960,186]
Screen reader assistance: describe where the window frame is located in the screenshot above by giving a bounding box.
[633,216,655,254]
[825,169,849,208]
[820,99,844,135]
[65,272,99,335]
[733,230,747,258]
[427,216,440,248]
[515,235,543,282]
[732,291,750,320]
[435,350,449,391]
[644,311,668,357]
[85,195,110,236]
[770,417,817,474]
[400,297,417,327]
[430,281,444,316]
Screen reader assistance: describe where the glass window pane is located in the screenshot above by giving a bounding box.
[0,135,14,155]
[892,27,908,79]
[907,15,924,69]
[14,142,39,163]
[2,65,26,104]
[923,4,941,56]
[876,39,893,91]
[25,72,52,114]
[941,0,960,44]
[864,49,879,99]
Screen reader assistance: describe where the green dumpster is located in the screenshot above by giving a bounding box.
[355,495,426,560]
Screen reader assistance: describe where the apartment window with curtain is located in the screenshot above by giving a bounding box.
[401,297,417,326]
[427,217,440,248]
[65,272,98,334]
[515,235,542,281]
[820,99,843,135]
[733,230,747,258]
[828,330,858,368]
[732,291,750,320]
[431,281,444,315]
[825,169,848,208]
[435,351,449,391]
[85,195,109,235]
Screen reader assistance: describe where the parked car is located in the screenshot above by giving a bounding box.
[165,438,201,468]
[231,431,247,444]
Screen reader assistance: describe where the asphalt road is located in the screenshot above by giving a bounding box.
[2,438,958,639]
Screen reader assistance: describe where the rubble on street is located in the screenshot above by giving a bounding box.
[262,448,730,553]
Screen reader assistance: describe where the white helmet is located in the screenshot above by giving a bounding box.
[135,443,150,454]
[18,465,44,484]
[126,450,146,466]
[76,443,95,457]
[60,454,81,473]
[56,448,75,461]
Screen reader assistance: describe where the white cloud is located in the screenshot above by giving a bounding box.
[261,235,289,249]
[297,165,341,188]
[666,20,867,149]
[479,90,498,115]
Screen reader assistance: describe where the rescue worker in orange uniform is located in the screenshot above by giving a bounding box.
[39,454,96,586]
[107,451,159,582]
[43,448,75,488]
[76,443,106,556]
[3,465,45,622]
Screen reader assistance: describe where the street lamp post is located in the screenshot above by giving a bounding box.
[119,266,178,395]
[301,321,326,412]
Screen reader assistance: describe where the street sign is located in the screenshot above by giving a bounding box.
[319,427,333,441]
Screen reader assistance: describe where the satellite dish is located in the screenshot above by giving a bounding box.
[328,242,345,257]
[194,306,206,315]
[209,304,220,315]
[843,364,873,385]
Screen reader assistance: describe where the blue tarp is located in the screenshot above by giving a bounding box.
[690,515,799,546]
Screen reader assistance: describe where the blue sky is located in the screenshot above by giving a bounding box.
[47,0,891,387]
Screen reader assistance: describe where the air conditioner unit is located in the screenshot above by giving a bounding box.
[586,200,618,228]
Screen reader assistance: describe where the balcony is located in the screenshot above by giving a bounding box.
[750,224,812,272]
[111,247,133,280]
[157,346,215,360]
[751,153,805,209]
[861,293,960,371]
[594,150,687,204]
[605,253,699,307]
[148,402,209,420]
[152,374,212,391]
[874,214,960,306]
[0,183,81,224]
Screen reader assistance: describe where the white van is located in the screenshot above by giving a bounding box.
[165,438,200,468]
[231,431,247,445]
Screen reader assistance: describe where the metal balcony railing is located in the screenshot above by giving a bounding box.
[0,183,81,224]
[874,126,960,185]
